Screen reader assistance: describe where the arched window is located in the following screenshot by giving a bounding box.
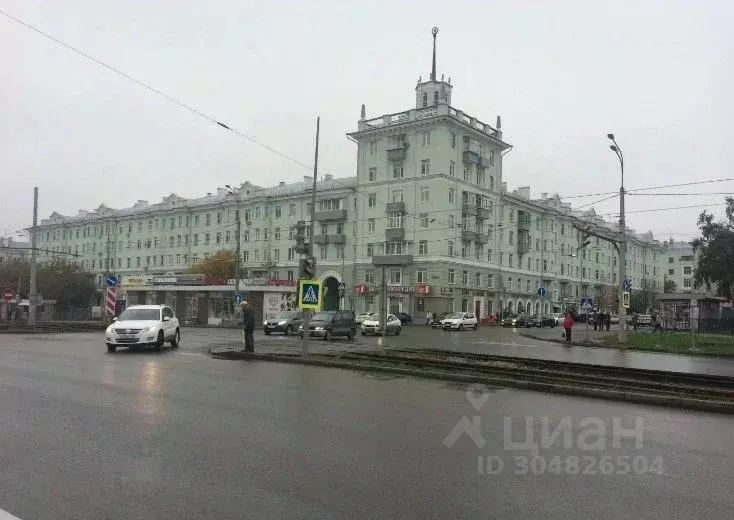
[422,92,428,107]
[434,91,439,105]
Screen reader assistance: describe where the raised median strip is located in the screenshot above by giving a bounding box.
[0,321,107,334]
[208,346,734,414]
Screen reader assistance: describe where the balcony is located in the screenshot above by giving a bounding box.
[385,227,405,241]
[372,254,413,266]
[314,209,347,222]
[386,201,406,213]
[517,211,531,231]
[387,144,408,161]
[475,233,489,245]
[462,149,480,165]
[329,234,346,244]
[461,229,475,242]
[479,155,493,168]
[461,200,478,216]
[313,234,329,245]
[476,206,492,219]
[518,230,531,254]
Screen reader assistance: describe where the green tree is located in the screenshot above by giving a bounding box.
[188,249,235,281]
[692,197,734,299]
[663,279,677,293]
[0,259,29,297]
[629,278,659,314]
[37,259,97,311]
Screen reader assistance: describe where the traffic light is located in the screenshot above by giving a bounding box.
[294,221,310,255]
[299,256,317,279]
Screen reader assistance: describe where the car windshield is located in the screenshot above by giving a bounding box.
[118,308,160,321]
[277,311,299,319]
[312,311,336,321]
[447,312,464,319]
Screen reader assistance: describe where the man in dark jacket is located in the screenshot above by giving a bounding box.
[240,300,255,352]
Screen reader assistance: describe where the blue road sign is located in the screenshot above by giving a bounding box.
[298,279,322,310]
[105,274,118,287]
[537,287,547,297]
[622,279,631,291]
[581,297,594,311]
[235,294,243,304]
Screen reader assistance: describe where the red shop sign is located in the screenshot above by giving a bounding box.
[416,283,432,294]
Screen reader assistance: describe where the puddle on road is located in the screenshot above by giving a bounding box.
[359,372,405,381]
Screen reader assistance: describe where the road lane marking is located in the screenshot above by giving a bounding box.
[0,508,23,519]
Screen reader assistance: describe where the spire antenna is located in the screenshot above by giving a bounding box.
[431,27,438,81]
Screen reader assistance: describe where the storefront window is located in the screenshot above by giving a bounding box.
[185,297,198,320]
[210,296,235,322]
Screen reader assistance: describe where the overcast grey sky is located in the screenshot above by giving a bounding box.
[2,0,732,242]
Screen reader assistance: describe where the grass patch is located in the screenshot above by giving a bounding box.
[602,331,734,357]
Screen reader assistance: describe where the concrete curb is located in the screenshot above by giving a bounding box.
[520,332,734,359]
[207,347,734,414]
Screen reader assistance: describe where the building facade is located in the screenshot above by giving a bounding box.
[0,237,30,265]
[29,31,668,321]
[662,240,697,292]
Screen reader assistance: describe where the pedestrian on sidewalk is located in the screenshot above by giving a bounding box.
[426,310,432,326]
[563,312,574,342]
[240,300,255,353]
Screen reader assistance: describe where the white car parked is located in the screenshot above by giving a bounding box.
[105,304,180,352]
[361,314,402,336]
[355,312,375,325]
[441,312,479,331]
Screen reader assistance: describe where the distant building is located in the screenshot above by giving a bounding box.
[662,239,698,292]
[0,237,30,265]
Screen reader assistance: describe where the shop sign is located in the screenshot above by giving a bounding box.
[387,286,413,293]
[233,277,297,287]
[416,283,432,295]
[120,276,152,287]
[152,274,206,286]
[440,287,454,295]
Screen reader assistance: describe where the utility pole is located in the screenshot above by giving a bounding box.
[608,133,627,344]
[28,187,39,326]
[301,116,320,358]
[225,184,242,302]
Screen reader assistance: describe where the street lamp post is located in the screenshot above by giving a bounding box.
[225,185,242,304]
[607,133,628,344]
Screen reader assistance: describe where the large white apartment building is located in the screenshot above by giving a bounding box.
[29,29,668,320]
[662,239,698,292]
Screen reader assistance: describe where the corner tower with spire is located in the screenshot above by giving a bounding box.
[415,27,453,109]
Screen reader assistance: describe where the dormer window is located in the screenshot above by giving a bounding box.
[434,91,439,105]
[422,92,427,107]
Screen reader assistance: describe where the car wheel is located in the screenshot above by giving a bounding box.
[395,327,401,335]
[155,331,164,351]
[170,329,180,348]
[472,323,478,330]
[361,331,366,335]
[347,329,355,340]
[458,324,464,331]
[324,330,332,341]
[285,325,292,336]
[264,330,271,336]
[106,344,116,353]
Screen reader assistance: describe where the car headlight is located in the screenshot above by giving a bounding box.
[144,325,157,333]
[106,326,113,334]
[277,320,287,325]
[298,325,303,330]
[314,326,323,331]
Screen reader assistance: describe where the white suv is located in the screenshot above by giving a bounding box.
[441,312,479,331]
[105,304,180,352]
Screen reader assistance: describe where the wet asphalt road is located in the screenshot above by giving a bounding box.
[1,329,733,519]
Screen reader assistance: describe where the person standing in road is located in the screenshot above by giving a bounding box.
[240,300,255,353]
[563,312,574,342]
[426,310,432,326]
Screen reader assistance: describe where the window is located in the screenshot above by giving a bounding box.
[508,231,514,245]
[420,160,430,175]
[488,274,494,288]
[464,166,470,181]
[683,266,692,275]
[419,213,429,228]
[368,219,375,232]
[275,206,282,218]
[434,91,439,105]
[508,253,513,268]
[668,257,674,264]
[193,234,198,246]
[321,224,328,235]
[205,214,211,226]
[274,227,280,240]
[387,212,403,229]
[419,240,428,255]
[289,204,296,216]
[448,188,455,203]
[216,233,221,244]
[369,167,376,181]
[683,278,692,288]
[476,273,482,287]
[368,194,377,208]
[367,243,374,256]
[451,132,456,149]
[224,231,230,243]
[205,233,210,245]
[462,271,468,285]
[390,269,402,284]
[422,131,431,146]
[336,245,345,259]
[668,268,674,275]
[288,248,296,261]
[319,246,327,260]
[273,249,280,261]
[392,190,404,202]
[448,269,455,284]
[393,165,404,178]
[287,270,294,281]
[422,92,427,107]
[417,269,428,283]
[386,242,403,255]
[449,161,455,176]
[420,187,430,202]
[369,140,377,155]
[448,240,454,256]
[365,270,375,284]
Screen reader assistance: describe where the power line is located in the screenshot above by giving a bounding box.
[605,203,725,216]
[630,192,732,197]
[572,194,619,211]
[558,177,734,200]
[0,8,317,172]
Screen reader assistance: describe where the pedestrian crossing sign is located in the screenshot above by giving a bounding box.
[298,279,322,310]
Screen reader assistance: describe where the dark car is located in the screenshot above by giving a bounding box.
[263,309,304,335]
[502,314,532,328]
[430,312,451,328]
[395,312,412,325]
[530,314,556,328]
[298,310,356,340]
